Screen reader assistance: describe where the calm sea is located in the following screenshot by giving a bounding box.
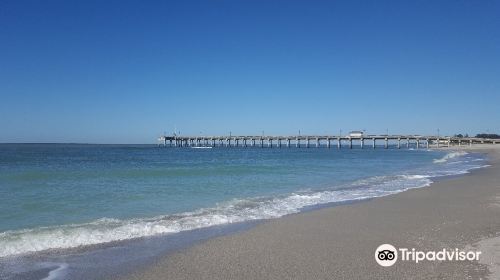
[0,144,488,279]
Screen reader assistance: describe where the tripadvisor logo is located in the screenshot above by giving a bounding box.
[375,244,481,267]
[375,244,397,267]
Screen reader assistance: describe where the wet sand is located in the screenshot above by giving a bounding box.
[122,146,500,280]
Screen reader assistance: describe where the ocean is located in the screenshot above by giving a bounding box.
[0,144,489,279]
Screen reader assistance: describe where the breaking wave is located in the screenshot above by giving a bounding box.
[434,151,468,163]
[0,175,432,257]
[0,151,488,258]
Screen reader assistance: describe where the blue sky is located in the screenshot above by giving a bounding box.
[1,0,499,143]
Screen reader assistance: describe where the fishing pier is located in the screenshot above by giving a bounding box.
[157,135,499,149]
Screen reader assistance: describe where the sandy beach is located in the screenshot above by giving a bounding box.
[122,146,500,280]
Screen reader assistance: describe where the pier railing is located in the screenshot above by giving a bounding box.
[157,135,499,148]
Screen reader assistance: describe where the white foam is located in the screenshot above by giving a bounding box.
[0,174,434,258]
[433,151,468,163]
[401,175,431,179]
[0,150,485,258]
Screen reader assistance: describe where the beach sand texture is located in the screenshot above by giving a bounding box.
[123,146,500,280]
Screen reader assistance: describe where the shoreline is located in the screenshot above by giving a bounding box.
[120,145,500,280]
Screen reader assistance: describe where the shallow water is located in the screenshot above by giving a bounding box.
[0,144,488,279]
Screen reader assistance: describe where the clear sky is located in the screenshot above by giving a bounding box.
[1,0,499,143]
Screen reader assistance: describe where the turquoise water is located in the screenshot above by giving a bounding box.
[0,144,488,259]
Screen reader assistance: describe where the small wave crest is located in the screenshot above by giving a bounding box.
[0,174,434,258]
[1,150,487,258]
[433,151,468,163]
[42,263,68,280]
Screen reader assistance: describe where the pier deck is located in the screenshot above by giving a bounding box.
[157,135,499,148]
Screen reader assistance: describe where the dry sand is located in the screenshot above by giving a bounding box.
[123,145,500,280]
